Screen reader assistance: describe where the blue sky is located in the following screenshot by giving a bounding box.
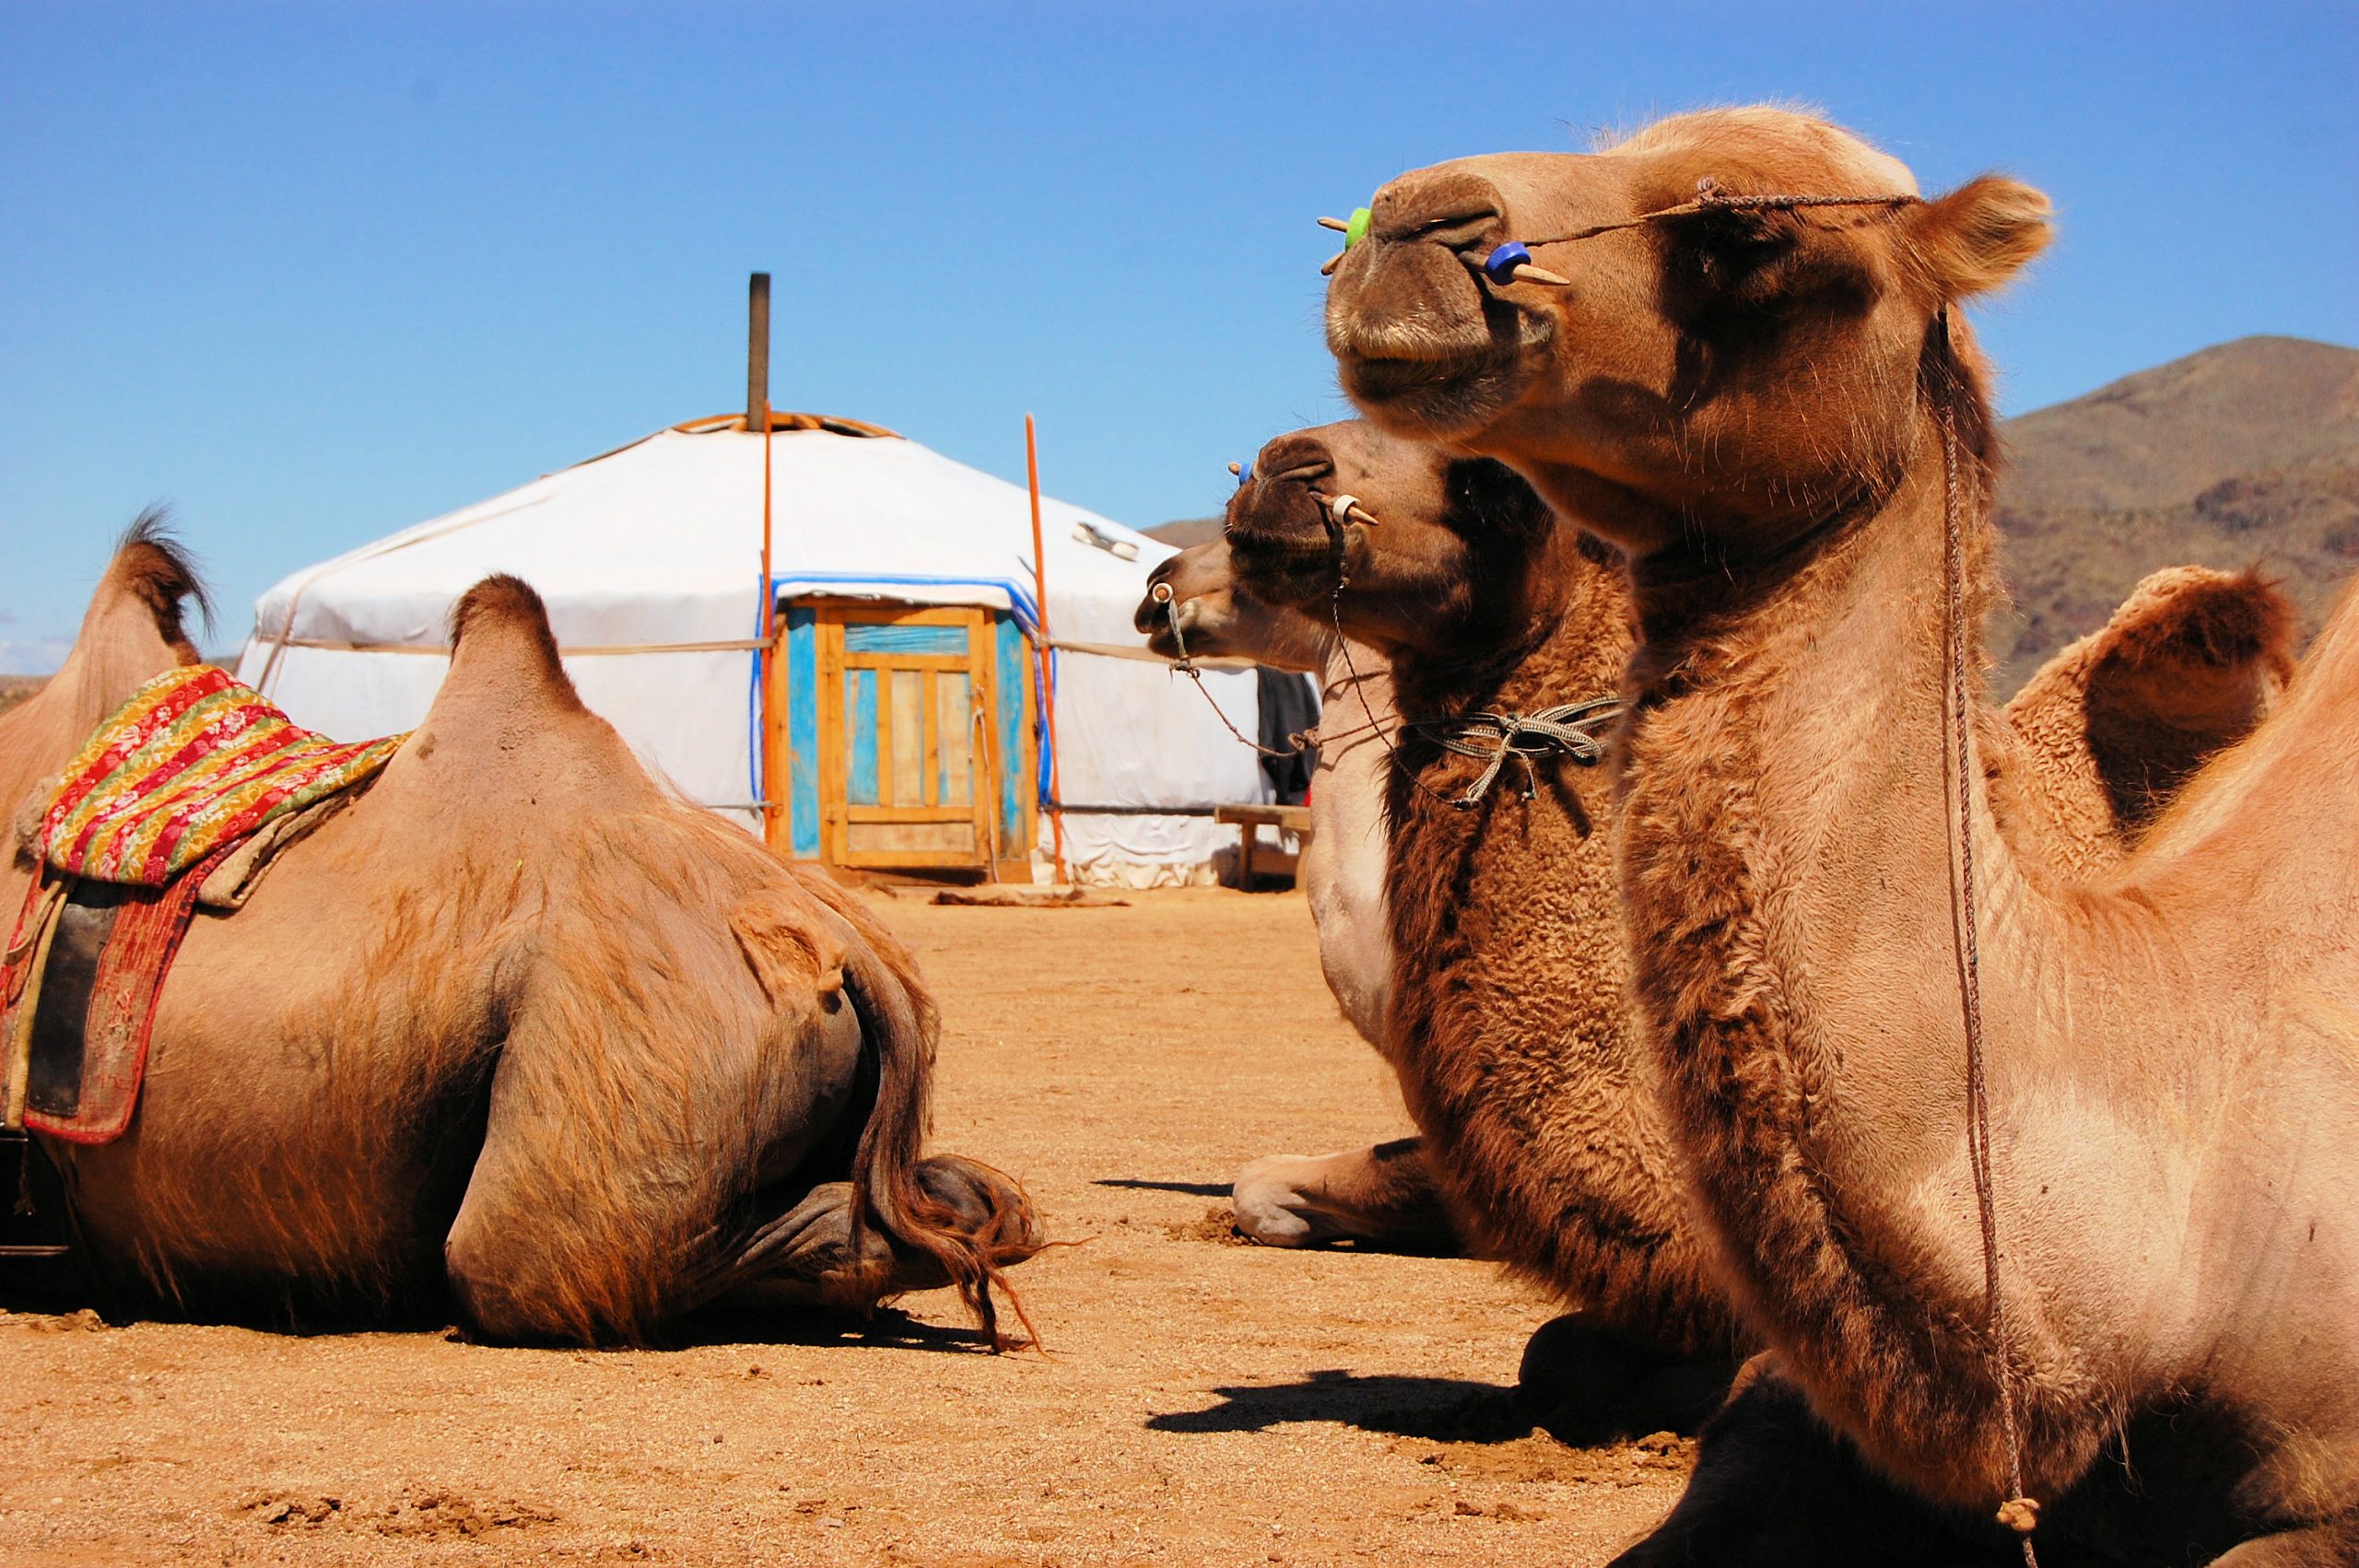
[4,2,2353,670]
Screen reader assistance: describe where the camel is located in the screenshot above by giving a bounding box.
[1321,105,2356,1562]
[1,521,1039,1345]
[1134,538,1464,1254]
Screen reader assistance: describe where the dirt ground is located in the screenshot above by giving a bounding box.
[0,886,1690,1565]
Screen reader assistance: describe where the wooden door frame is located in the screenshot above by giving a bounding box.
[811,602,997,871]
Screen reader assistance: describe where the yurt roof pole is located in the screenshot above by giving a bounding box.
[750,272,780,851]
[1026,413,1070,885]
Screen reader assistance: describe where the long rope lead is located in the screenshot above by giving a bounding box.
[1937,324,2038,1562]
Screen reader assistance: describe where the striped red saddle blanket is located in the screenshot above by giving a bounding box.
[3,666,405,1142]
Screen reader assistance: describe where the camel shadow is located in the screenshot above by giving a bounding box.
[1093,1178,1230,1198]
[663,1303,1002,1354]
[1147,1368,1540,1444]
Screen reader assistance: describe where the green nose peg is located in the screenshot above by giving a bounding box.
[1344,206,1372,249]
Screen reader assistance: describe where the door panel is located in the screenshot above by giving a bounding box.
[816,604,1002,870]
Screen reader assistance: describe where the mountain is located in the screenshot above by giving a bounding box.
[1145,517,1223,547]
[1991,335,2359,690]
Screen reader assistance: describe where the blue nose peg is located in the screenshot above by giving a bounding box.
[1483,241,1532,283]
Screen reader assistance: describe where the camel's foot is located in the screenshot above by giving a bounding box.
[1607,1360,2018,1568]
[712,1156,1042,1315]
[1230,1138,1464,1254]
[1512,1313,1741,1444]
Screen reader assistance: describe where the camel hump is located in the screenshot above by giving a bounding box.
[2079,567,2297,740]
[383,571,674,818]
[95,507,212,662]
[440,574,588,717]
[2093,567,2297,685]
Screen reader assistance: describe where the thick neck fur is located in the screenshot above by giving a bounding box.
[1613,407,2092,1497]
[1379,523,1743,1355]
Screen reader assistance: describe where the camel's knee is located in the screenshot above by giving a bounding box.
[1516,1312,1741,1442]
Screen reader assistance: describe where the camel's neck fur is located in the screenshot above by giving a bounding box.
[1381,524,1741,1354]
[1300,640,1396,1046]
[1609,373,2359,1508]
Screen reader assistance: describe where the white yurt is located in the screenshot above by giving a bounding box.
[234,410,1272,884]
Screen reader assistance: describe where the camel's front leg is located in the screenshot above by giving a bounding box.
[1230,1136,1464,1252]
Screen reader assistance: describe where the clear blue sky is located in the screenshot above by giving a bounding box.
[4,2,2353,670]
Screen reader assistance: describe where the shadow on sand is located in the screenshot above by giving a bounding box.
[1146,1368,1541,1443]
[663,1303,1002,1354]
[1092,1178,1232,1198]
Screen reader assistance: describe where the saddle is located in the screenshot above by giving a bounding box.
[1,666,404,1144]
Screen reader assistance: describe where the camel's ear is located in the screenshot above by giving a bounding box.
[1906,174,2052,301]
[730,886,850,1007]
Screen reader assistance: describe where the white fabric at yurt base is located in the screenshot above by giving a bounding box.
[234,415,1271,883]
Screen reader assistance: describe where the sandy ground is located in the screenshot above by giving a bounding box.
[0,886,1689,1565]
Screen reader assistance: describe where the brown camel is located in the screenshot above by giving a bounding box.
[1323,105,2355,1562]
[1135,538,1464,1255]
[1,521,1039,1345]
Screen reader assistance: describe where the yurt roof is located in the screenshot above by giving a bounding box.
[248,413,1169,663]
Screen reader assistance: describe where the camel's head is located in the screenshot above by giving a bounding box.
[1217,417,1543,603]
[1322,107,2052,558]
[1133,541,1332,673]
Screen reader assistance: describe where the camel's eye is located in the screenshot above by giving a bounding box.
[1664,207,1866,319]
[1680,208,1799,295]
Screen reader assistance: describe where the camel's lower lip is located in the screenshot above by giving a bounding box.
[1340,355,1473,393]
[1338,346,1520,426]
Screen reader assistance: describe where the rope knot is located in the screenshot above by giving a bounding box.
[1995,1496,2040,1536]
[1404,696,1622,808]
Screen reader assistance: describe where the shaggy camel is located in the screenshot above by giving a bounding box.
[1324,105,2354,1562]
[1,523,1039,1345]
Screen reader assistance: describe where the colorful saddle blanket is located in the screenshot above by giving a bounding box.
[38,664,405,885]
[4,666,405,1143]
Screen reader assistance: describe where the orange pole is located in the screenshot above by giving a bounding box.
[1025,413,1070,885]
[758,396,780,851]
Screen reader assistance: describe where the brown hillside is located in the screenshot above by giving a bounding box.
[0,676,43,719]
[1991,335,2359,690]
[1146,516,1223,548]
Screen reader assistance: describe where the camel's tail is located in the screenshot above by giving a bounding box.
[789,868,1040,1350]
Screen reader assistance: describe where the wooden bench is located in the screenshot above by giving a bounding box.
[1214,803,1315,890]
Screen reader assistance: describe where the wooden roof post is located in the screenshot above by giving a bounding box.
[753,274,780,851]
[747,273,771,435]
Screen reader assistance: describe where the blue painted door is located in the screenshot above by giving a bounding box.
[814,604,1007,869]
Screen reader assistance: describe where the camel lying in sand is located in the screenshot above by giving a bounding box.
[1198,416,2297,1433]
[1134,540,1463,1254]
[1,525,1039,1344]
[1326,102,2354,1564]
